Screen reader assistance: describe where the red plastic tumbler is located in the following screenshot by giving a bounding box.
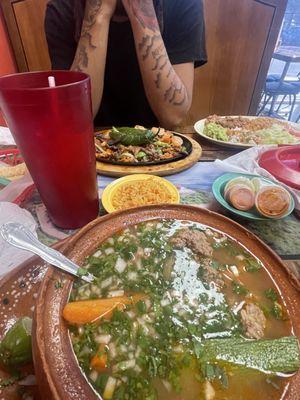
[0,71,99,229]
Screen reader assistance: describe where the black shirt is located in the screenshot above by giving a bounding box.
[45,0,206,127]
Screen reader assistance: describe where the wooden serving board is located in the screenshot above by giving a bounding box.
[96,134,202,177]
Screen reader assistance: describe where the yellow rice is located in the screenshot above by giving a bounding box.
[111,178,177,210]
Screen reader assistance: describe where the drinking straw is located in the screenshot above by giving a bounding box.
[48,76,56,88]
[47,76,59,120]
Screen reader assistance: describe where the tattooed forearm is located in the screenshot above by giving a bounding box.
[138,32,188,106]
[138,34,160,60]
[73,46,88,71]
[125,0,158,31]
[82,0,103,48]
[166,66,172,78]
[73,0,103,70]
[139,35,167,71]
[164,79,187,106]
[151,43,167,70]
[126,0,190,118]
[154,71,161,88]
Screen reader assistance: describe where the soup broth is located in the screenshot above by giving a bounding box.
[65,220,299,400]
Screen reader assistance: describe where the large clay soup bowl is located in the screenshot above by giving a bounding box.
[33,205,300,399]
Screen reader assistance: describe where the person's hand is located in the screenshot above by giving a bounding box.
[122,0,157,30]
[85,0,117,21]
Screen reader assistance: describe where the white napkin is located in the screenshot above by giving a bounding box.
[0,202,37,276]
[214,146,300,210]
[0,126,15,145]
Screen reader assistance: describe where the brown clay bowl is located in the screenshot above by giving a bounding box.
[0,240,67,400]
[33,205,300,400]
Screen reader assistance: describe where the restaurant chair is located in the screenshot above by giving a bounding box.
[266,74,281,82]
[258,81,300,121]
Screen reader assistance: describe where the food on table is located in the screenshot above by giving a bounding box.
[201,336,299,373]
[224,176,255,195]
[225,184,255,211]
[102,175,180,213]
[255,186,291,218]
[95,126,189,164]
[64,220,300,400]
[224,176,292,218]
[203,122,229,142]
[203,115,300,145]
[109,176,179,212]
[0,162,27,180]
[109,126,156,146]
[63,294,146,325]
[225,177,257,212]
[0,317,32,369]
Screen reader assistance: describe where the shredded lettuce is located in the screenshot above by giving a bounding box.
[204,121,299,145]
[256,124,298,144]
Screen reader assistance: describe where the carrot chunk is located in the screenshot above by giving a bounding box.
[63,294,145,325]
[90,343,108,371]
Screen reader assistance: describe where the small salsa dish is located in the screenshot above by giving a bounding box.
[212,173,295,220]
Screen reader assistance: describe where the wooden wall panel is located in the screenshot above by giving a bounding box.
[184,0,287,126]
[1,0,27,71]
[0,6,17,125]
[13,0,50,71]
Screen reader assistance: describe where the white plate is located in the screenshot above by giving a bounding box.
[194,116,300,149]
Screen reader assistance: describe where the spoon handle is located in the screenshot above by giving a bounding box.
[0,222,94,283]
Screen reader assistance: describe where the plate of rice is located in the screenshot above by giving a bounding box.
[194,115,300,148]
[102,174,180,213]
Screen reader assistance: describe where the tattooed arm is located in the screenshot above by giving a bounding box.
[122,0,194,128]
[72,0,117,116]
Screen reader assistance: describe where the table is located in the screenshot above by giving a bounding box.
[272,46,300,86]
[273,46,300,65]
[0,126,299,288]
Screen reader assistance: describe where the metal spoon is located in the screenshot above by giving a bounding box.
[0,222,94,283]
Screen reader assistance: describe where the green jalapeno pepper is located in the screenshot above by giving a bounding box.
[110,127,156,146]
[0,317,32,369]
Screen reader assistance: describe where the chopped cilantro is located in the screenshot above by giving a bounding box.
[211,260,219,270]
[245,258,262,273]
[211,260,226,271]
[193,340,204,359]
[0,373,20,388]
[271,302,284,320]
[94,373,109,392]
[54,280,63,289]
[264,288,278,302]
[201,363,229,388]
[232,281,248,295]
[77,267,88,277]
[136,300,147,315]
